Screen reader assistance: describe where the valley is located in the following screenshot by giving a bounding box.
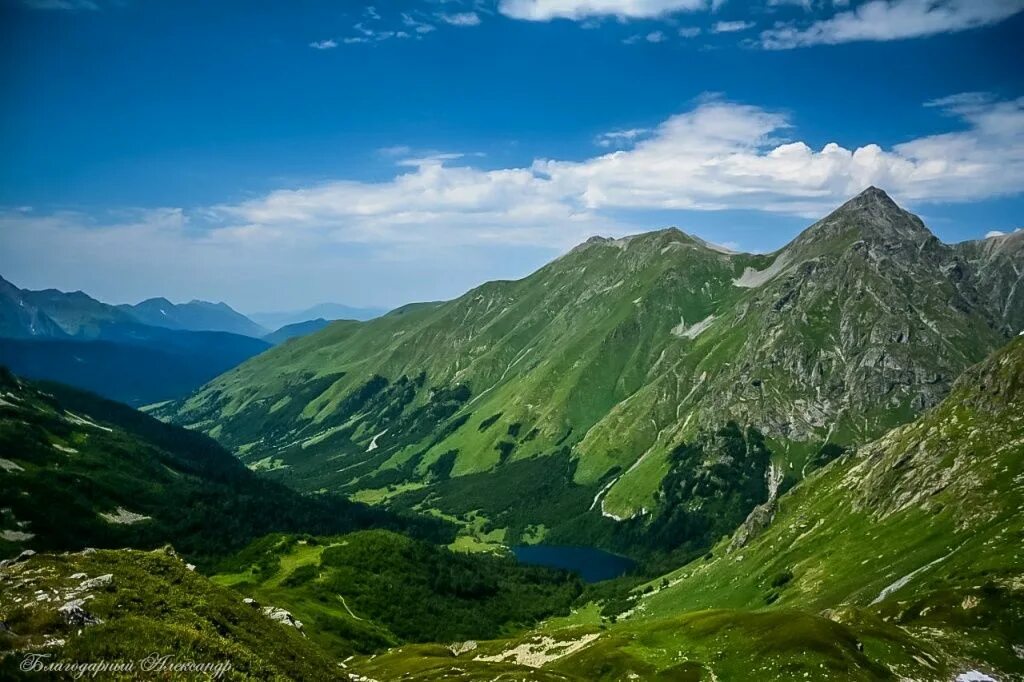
[2,190,1022,680]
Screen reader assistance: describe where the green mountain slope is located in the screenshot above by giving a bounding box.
[165,189,1022,551]
[346,336,1024,681]
[0,369,448,565]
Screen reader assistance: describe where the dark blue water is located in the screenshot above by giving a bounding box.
[511,545,635,583]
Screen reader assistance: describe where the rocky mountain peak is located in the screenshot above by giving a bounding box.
[789,186,933,255]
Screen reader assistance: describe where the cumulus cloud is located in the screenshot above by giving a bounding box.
[537,94,1024,215]
[761,0,1024,49]
[4,94,1022,306]
[498,0,710,21]
[440,12,482,26]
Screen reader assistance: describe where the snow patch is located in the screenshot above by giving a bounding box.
[733,253,790,288]
[672,314,716,339]
[53,443,78,454]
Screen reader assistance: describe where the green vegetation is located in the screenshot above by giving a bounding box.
[213,530,583,657]
[0,547,337,680]
[342,337,1024,680]
[166,189,1020,559]
[0,369,451,566]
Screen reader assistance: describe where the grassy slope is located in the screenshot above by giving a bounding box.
[0,369,449,565]
[347,338,1024,681]
[0,548,339,680]
[165,192,1015,552]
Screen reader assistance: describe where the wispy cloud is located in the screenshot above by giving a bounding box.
[678,26,702,37]
[309,39,338,50]
[440,12,482,26]
[498,0,711,21]
[713,20,755,32]
[761,0,1024,49]
[596,128,652,147]
[402,12,437,34]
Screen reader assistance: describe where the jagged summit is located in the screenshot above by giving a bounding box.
[790,186,933,252]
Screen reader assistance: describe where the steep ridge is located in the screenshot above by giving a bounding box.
[166,189,1022,548]
[953,229,1024,334]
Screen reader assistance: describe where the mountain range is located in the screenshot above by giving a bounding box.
[2,188,1021,680]
[0,279,362,405]
[118,297,269,337]
[165,188,1023,561]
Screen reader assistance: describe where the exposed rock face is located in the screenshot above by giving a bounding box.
[953,229,1024,334]
[57,599,102,626]
[262,606,305,634]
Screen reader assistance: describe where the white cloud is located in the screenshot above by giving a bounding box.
[402,13,436,33]
[713,19,754,31]
[678,26,702,37]
[646,30,667,41]
[309,39,338,50]
[440,12,482,26]
[498,0,710,21]
[761,0,1024,49]
[537,94,1024,215]
[4,94,1022,307]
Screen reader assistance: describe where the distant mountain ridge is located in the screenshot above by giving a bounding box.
[0,277,270,405]
[262,318,333,345]
[166,188,1024,558]
[120,297,268,337]
[250,302,388,329]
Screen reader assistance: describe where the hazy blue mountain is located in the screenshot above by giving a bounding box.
[249,302,388,329]
[0,276,271,405]
[262,318,333,345]
[120,297,268,337]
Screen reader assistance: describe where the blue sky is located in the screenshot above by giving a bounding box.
[1,0,1022,311]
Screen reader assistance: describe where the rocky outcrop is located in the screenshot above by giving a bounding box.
[262,606,305,634]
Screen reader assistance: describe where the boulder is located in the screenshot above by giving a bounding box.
[58,599,102,627]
